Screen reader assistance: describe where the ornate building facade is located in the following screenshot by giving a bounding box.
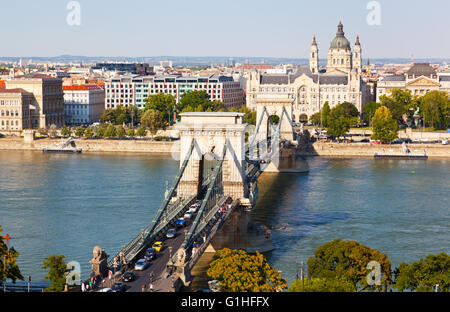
[377,63,450,102]
[246,22,371,123]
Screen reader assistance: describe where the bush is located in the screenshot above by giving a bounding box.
[127,128,136,138]
[75,126,85,137]
[153,136,171,141]
[136,126,147,138]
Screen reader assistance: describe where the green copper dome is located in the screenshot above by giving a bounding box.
[330,22,351,50]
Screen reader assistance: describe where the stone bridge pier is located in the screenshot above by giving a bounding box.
[175,112,249,202]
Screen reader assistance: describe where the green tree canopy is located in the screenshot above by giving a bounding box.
[74,126,85,137]
[326,105,350,139]
[321,102,331,127]
[310,112,322,125]
[42,254,67,292]
[1,226,23,284]
[379,89,417,124]
[127,128,135,138]
[178,90,211,113]
[362,101,381,125]
[144,93,176,123]
[84,127,94,139]
[230,105,256,125]
[417,90,450,130]
[116,125,126,138]
[394,252,449,292]
[207,248,287,292]
[61,125,71,138]
[289,277,356,292]
[141,109,165,135]
[371,106,398,142]
[136,126,147,137]
[104,124,117,138]
[307,239,393,292]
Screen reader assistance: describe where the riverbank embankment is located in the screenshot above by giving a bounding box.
[1,137,449,158]
[299,142,450,158]
[0,137,177,154]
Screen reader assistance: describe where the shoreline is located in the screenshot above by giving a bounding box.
[1,137,449,158]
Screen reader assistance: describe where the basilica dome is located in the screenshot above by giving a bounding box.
[330,21,351,50]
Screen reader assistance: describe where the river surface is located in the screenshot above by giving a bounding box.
[0,151,448,286]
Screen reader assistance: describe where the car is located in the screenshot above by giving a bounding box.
[144,248,156,261]
[122,271,135,282]
[188,206,197,214]
[442,139,449,145]
[166,228,176,239]
[184,212,193,220]
[111,282,126,292]
[176,217,186,228]
[97,287,112,292]
[152,241,164,252]
[134,259,149,271]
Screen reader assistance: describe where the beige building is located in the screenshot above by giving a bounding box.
[246,22,370,123]
[0,88,34,132]
[6,74,65,128]
[377,63,450,101]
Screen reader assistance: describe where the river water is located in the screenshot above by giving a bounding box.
[0,151,448,286]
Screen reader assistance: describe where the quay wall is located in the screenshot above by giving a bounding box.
[0,137,177,154]
[1,137,449,158]
[299,142,450,158]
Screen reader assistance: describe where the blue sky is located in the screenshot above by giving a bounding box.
[2,0,449,58]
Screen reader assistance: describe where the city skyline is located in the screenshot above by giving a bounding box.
[1,0,449,59]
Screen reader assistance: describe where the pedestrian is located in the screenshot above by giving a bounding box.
[149,283,153,292]
[141,284,146,292]
[81,282,85,292]
[85,283,89,291]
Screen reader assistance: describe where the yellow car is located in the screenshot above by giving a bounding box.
[152,241,164,252]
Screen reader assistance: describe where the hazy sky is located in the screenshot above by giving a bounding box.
[2,0,449,59]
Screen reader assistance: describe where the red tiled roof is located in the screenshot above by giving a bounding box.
[63,84,103,91]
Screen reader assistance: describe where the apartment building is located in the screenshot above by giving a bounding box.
[0,88,34,132]
[63,85,105,125]
[104,75,245,110]
[6,74,64,128]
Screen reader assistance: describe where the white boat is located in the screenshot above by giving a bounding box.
[374,143,427,159]
[43,137,82,153]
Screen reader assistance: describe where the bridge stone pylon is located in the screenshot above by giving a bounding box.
[175,112,248,201]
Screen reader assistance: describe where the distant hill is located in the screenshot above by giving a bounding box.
[0,55,448,66]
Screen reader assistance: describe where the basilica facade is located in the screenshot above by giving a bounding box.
[246,22,371,123]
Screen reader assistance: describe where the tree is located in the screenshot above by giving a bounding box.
[269,115,280,124]
[136,126,147,138]
[141,109,165,136]
[42,255,67,292]
[116,125,126,139]
[394,252,449,292]
[61,125,71,138]
[379,89,416,124]
[49,124,58,138]
[321,102,331,127]
[127,128,135,138]
[178,90,211,113]
[104,124,117,138]
[230,105,257,125]
[144,93,176,123]
[371,106,398,142]
[207,248,287,292]
[95,126,105,138]
[310,112,322,125]
[74,126,85,137]
[84,127,94,139]
[1,226,23,284]
[289,277,355,292]
[362,101,381,126]
[418,91,450,130]
[307,239,393,292]
[100,108,116,124]
[327,105,349,139]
